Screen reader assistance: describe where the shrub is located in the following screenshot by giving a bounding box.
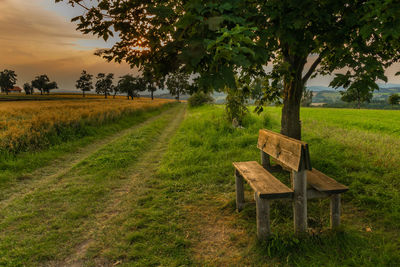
[187,92,214,107]
[225,87,248,126]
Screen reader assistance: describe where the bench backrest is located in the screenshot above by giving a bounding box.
[257,129,311,172]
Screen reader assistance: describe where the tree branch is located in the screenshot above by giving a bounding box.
[302,49,326,84]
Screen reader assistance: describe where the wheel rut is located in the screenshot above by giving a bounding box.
[0,106,178,211]
[56,104,187,266]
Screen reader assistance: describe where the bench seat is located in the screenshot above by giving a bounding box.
[233,161,293,199]
[307,168,349,194]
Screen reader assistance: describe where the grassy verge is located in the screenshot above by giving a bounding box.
[0,104,181,265]
[0,103,175,200]
[140,105,399,266]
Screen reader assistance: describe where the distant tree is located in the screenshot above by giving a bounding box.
[23,83,33,95]
[117,74,146,100]
[388,93,400,106]
[340,86,373,109]
[112,84,119,98]
[95,73,114,99]
[301,89,313,107]
[32,75,58,95]
[166,71,190,102]
[142,68,157,100]
[75,70,93,97]
[0,69,17,95]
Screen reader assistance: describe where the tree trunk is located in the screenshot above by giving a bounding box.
[151,91,154,100]
[177,90,180,102]
[105,91,107,99]
[40,89,43,95]
[83,90,85,97]
[280,57,306,140]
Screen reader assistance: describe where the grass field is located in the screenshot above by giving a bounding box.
[0,97,172,154]
[0,101,399,266]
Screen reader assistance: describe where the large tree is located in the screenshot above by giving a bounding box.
[166,71,190,102]
[76,70,93,97]
[32,75,58,95]
[0,69,17,95]
[57,0,400,139]
[95,73,114,99]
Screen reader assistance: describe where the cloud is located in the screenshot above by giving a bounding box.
[0,0,133,90]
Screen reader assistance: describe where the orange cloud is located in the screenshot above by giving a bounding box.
[0,0,134,90]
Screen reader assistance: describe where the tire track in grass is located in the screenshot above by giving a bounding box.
[0,106,175,211]
[59,104,187,266]
[0,104,185,266]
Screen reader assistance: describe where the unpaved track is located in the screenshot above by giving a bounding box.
[0,106,179,211]
[53,104,186,266]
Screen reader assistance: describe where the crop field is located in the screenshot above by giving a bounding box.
[0,97,172,154]
[0,102,399,266]
[0,93,133,101]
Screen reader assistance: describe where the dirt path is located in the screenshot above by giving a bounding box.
[0,106,179,211]
[58,104,187,266]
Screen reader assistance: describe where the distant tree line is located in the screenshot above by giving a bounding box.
[0,68,196,101]
[75,69,192,100]
[0,69,58,95]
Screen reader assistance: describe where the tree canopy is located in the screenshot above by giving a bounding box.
[166,71,190,101]
[0,69,17,95]
[117,74,146,100]
[76,70,94,97]
[57,0,400,139]
[32,75,58,95]
[388,93,400,106]
[95,73,114,98]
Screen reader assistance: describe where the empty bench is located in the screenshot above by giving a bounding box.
[233,129,348,239]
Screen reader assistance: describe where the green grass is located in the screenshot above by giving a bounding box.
[1,104,399,266]
[145,105,399,266]
[0,103,174,200]
[0,105,182,265]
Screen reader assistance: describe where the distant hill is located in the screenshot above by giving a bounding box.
[307,86,336,92]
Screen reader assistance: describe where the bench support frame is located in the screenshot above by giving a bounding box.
[260,150,271,171]
[235,170,245,212]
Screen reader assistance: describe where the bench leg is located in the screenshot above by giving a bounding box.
[330,194,341,228]
[255,192,270,240]
[293,169,307,233]
[235,170,245,212]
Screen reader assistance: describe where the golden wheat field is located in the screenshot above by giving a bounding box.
[0,97,172,153]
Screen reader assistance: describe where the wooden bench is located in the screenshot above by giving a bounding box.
[233,129,348,239]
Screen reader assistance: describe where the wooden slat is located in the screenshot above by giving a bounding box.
[307,168,348,194]
[233,161,293,199]
[257,129,311,171]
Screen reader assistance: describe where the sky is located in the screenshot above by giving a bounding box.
[0,0,399,91]
[0,0,134,91]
